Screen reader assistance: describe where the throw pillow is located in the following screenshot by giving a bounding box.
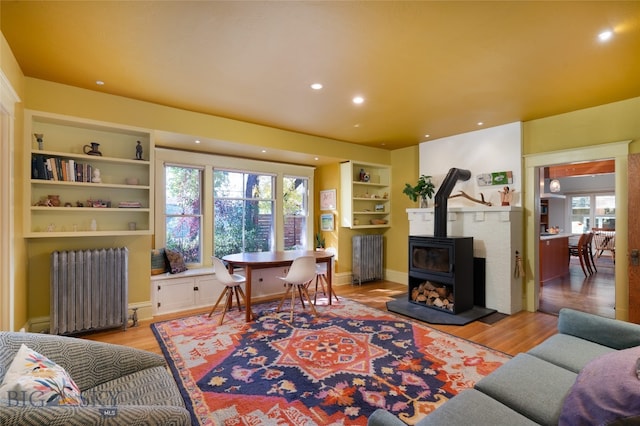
[151,248,170,275]
[559,346,640,425]
[0,344,82,406]
[165,248,188,274]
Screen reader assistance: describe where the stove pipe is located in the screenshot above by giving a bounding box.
[434,167,471,238]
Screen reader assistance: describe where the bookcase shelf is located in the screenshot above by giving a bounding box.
[340,161,391,229]
[25,110,154,238]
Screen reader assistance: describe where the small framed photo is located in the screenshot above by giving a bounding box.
[320,189,337,211]
[320,213,334,231]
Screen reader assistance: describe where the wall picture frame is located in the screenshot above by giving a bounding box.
[320,213,334,231]
[320,189,337,211]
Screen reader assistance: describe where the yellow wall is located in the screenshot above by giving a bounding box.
[18,78,392,322]
[522,97,640,316]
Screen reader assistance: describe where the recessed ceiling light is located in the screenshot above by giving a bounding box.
[195,140,201,144]
[477,122,484,126]
[598,30,613,42]
[424,134,430,138]
[354,123,360,128]
[314,157,319,161]
[310,83,323,90]
[352,96,364,105]
[261,149,267,153]
[96,80,105,86]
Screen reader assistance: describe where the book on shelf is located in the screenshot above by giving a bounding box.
[31,154,94,183]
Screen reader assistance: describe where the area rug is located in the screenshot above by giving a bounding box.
[151,298,511,425]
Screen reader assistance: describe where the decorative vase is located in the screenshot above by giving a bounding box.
[83,142,102,156]
[420,197,429,208]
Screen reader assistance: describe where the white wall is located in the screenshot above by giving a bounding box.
[419,122,522,207]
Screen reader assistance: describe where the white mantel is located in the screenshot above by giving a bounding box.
[407,206,523,314]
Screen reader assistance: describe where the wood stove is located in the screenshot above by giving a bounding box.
[408,167,475,314]
[408,235,473,313]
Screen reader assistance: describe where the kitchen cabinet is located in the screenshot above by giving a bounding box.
[539,234,569,282]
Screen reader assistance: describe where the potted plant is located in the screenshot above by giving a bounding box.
[315,232,325,251]
[403,175,435,207]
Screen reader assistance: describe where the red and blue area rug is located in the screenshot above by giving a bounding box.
[151,298,511,425]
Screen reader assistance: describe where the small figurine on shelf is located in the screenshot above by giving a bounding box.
[34,133,44,151]
[135,141,143,160]
[499,186,515,206]
[91,168,102,183]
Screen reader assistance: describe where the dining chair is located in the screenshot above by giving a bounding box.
[592,228,616,263]
[209,256,250,325]
[276,256,318,321]
[568,233,590,277]
[310,247,339,304]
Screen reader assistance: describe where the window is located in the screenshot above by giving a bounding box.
[164,165,202,263]
[283,176,308,250]
[570,193,615,233]
[213,169,275,258]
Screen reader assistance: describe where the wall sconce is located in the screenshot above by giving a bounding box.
[549,179,561,193]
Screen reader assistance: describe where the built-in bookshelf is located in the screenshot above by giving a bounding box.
[340,161,391,229]
[25,110,154,238]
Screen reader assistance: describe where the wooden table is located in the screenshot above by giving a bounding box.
[222,250,334,322]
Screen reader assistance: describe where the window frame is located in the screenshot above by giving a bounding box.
[154,148,315,267]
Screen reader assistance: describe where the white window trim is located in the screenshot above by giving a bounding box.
[154,148,315,266]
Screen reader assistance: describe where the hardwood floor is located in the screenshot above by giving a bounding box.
[85,280,559,357]
[539,257,615,318]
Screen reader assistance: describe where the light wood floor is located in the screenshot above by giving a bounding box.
[539,257,615,318]
[84,281,559,357]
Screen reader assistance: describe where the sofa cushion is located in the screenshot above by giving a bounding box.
[417,389,539,426]
[0,344,83,406]
[474,353,577,426]
[559,346,640,426]
[528,333,615,373]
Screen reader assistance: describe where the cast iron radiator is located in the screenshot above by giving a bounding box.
[352,234,384,284]
[50,247,128,335]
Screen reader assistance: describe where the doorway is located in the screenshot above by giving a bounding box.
[523,141,629,320]
[538,166,616,317]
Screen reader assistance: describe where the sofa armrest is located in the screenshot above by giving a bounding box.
[558,308,640,350]
[367,408,408,426]
[0,332,166,391]
[0,404,191,426]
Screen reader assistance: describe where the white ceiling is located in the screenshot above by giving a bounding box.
[2,1,640,158]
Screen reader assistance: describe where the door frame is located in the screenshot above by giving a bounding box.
[0,71,20,331]
[524,141,630,319]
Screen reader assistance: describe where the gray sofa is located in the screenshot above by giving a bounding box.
[368,308,640,426]
[0,331,190,425]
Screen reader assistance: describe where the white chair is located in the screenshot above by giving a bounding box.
[276,256,318,321]
[310,247,339,304]
[209,256,251,325]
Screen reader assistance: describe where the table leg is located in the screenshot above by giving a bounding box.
[245,266,253,322]
[326,258,333,306]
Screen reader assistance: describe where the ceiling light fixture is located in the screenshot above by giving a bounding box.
[352,96,364,105]
[310,83,323,90]
[195,140,201,144]
[598,30,613,42]
[424,134,430,138]
[477,122,484,126]
[261,149,267,153]
[96,80,105,86]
